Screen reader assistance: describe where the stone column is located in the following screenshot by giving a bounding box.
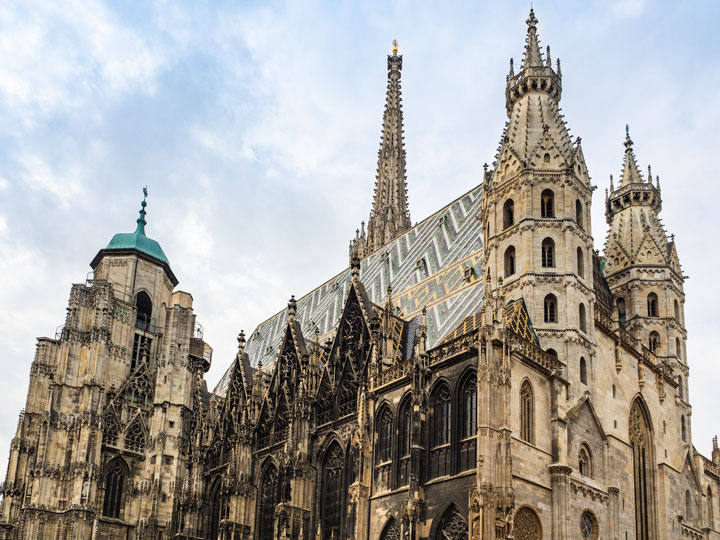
[549,465,572,540]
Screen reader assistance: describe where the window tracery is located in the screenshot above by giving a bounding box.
[380,518,401,540]
[459,374,477,472]
[124,418,146,453]
[520,380,534,444]
[398,398,411,486]
[579,444,592,478]
[629,399,656,540]
[102,458,127,519]
[102,409,120,447]
[321,442,345,540]
[514,506,542,540]
[376,406,393,490]
[435,506,467,540]
[429,385,451,479]
[258,465,278,540]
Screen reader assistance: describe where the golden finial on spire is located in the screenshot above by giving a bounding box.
[392,39,399,55]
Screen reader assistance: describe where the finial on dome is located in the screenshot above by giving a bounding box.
[135,187,148,236]
[392,39,399,55]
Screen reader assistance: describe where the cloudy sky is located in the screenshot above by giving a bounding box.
[1,0,719,465]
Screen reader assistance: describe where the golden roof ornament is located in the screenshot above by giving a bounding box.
[392,39,398,55]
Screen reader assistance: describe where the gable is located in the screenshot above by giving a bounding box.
[504,298,539,346]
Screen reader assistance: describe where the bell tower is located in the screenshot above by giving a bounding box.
[603,128,687,398]
[480,9,596,391]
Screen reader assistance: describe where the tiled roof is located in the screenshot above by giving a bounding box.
[214,184,485,395]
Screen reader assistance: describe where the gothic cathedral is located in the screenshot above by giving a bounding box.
[1,9,717,540]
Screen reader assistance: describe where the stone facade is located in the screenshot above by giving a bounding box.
[1,8,718,540]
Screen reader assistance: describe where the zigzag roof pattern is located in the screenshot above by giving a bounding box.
[214,184,485,395]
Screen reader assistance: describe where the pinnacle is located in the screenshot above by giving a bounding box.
[618,125,645,187]
[521,8,544,69]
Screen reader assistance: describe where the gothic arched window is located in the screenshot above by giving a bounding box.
[577,247,584,278]
[321,442,345,540]
[505,246,516,277]
[678,375,684,400]
[541,238,555,268]
[514,506,542,539]
[520,380,534,444]
[135,291,152,330]
[576,199,584,230]
[649,331,660,354]
[579,444,592,478]
[580,357,588,385]
[429,384,451,479]
[380,518,401,540]
[674,299,681,321]
[676,338,682,360]
[544,294,557,323]
[647,293,659,317]
[541,189,555,218]
[397,397,411,486]
[258,464,278,540]
[435,505,467,540]
[629,399,657,540]
[375,406,393,491]
[579,303,587,333]
[681,416,687,442]
[102,458,127,519]
[377,407,393,463]
[503,199,515,229]
[459,373,477,472]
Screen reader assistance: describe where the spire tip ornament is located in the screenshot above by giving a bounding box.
[392,39,399,55]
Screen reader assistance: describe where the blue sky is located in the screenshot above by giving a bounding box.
[1,0,719,463]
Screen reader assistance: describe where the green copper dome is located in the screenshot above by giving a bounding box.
[105,199,170,265]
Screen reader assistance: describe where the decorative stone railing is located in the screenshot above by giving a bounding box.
[510,334,562,373]
[680,521,703,540]
[371,357,413,388]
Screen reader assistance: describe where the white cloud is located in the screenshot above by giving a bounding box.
[0,0,165,129]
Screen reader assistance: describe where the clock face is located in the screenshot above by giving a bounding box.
[581,513,594,539]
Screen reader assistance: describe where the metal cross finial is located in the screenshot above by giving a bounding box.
[143,186,148,201]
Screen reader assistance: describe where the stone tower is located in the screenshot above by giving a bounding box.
[603,128,689,423]
[351,40,412,259]
[480,9,595,393]
[0,195,212,540]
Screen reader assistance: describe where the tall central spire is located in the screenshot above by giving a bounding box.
[363,40,411,255]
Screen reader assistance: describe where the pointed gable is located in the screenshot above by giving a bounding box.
[504,298,539,346]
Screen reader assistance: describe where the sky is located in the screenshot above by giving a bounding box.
[0,0,719,466]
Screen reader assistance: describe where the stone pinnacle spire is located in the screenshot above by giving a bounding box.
[365,40,411,254]
[493,8,569,174]
[618,125,645,186]
[521,8,543,69]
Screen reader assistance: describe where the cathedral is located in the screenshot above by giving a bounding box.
[1,9,718,540]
